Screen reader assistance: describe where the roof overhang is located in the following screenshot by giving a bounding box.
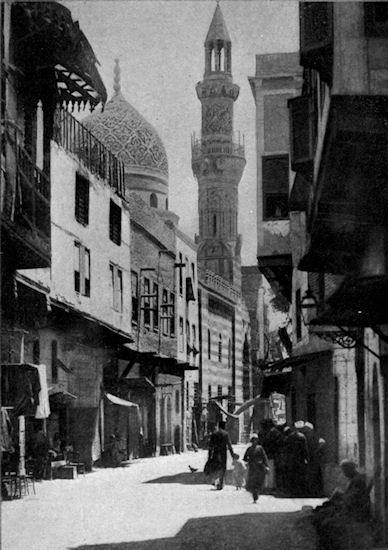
[12,2,107,109]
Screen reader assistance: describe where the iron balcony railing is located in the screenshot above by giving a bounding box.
[53,108,125,197]
[191,134,245,162]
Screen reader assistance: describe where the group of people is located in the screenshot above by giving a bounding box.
[204,418,326,502]
[259,418,325,497]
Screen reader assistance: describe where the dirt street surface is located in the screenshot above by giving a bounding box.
[2,446,324,550]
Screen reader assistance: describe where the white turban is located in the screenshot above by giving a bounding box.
[294,420,305,429]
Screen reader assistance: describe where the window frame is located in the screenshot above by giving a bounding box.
[109,200,122,246]
[262,154,290,221]
[74,241,91,297]
[75,173,89,226]
[131,271,139,325]
[110,263,123,313]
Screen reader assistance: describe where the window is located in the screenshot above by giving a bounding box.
[162,288,168,334]
[175,389,180,414]
[153,282,159,331]
[179,253,183,295]
[191,262,195,283]
[192,325,196,351]
[75,173,89,225]
[208,385,212,401]
[228,339,232,369]
[110,264,123,312]
[217,385,222,401]
[194,382,199,403]
[143,278,151,326]
[213,214,217,236]
[179,317,184,352]
[109,200,121,245]
[51,340,58,383]
[186,321,190,356]
[365,2,388,36]
[207,329,211,359]
[74,241,90,297]
[150,193,158,208]
[32,339,40,364]
[169,292,175,336]
[186,381,190,410]
[218,333,222,362]
[262,155,289,220]
[131,271,138,323]
[296,289,302,341]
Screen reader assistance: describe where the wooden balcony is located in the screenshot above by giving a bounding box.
[2,134,51,269]
[299,95,388,275]
[288,95,316,174]
[300,2,333,83]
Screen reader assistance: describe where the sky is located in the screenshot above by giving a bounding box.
[67,0,299,265]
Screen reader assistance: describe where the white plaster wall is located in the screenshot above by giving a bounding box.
[20,143,132,336]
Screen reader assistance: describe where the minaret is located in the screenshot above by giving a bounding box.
[192,3,246,286]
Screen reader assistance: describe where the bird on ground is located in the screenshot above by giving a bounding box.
[189,465,198,473]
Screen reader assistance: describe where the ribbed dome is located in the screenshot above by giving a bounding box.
[83,92,168,185]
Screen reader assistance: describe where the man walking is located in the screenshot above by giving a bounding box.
[207,420,234,490]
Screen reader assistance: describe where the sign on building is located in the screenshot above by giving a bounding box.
[269,392,286,425]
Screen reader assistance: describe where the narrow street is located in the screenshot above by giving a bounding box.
[2,447,323,550]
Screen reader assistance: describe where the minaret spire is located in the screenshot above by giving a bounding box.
[113,58,121,95]
[192,6,245,285]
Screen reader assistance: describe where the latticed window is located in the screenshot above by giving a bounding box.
[109,200,121,245]
[262,155,289,220]
[218,334,222,362]
[217,385,222,401]
[75,173,89,225]
[143,278,150,326]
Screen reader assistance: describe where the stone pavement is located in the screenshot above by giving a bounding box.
[2,446,324,550]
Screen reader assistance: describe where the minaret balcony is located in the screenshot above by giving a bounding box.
[191,135,245,162]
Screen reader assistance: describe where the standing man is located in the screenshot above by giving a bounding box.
[207,420,234,490]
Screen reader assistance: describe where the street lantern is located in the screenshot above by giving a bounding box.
[300,288,318,326]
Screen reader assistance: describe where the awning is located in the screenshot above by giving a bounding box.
[263,349,332,376]
[49,387,77,404]
[1,363,50,418]
[121,376,155,391]
[105,393,139,409]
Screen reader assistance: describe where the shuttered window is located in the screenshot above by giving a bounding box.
[110,264,123,312]
[109,200,121,245]
[74,241,91,297]
[75,174,89,225]
[131,271,138,323]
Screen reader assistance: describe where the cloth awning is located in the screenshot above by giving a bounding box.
[105,393,139,409]
[209,399,239,419]
[49,387,77,404]
[1,363,50,418]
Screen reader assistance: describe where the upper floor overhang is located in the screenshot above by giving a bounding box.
[12,2,106,109]
[257,254,292,303]
[299,95,388,276]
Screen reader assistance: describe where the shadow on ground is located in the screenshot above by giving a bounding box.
[69,511,317,550]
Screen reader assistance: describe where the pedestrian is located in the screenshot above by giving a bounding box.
[206,420,234,490]
[283,423,309,496]
[32,423,50,480]
[301,421,322,496]
[243,433,270,503]
[232,453,246,490]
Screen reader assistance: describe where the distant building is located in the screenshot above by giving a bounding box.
[192,4,252,444]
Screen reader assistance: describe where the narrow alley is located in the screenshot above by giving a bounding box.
[2,448,322,550]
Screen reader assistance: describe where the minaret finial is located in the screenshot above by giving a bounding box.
[113,58,121,95]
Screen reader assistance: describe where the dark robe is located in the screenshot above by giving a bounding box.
[243,444,269,498]
[206,428,234,488]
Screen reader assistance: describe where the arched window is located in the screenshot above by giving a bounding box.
[175,389,180,414]
[165,198,168,210]
[218,333,222,363]
[150,193,158,208]
[207,329,211,359]
[213,214,217,236]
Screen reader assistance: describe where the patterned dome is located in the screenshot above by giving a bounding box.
[83,91,168,185]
